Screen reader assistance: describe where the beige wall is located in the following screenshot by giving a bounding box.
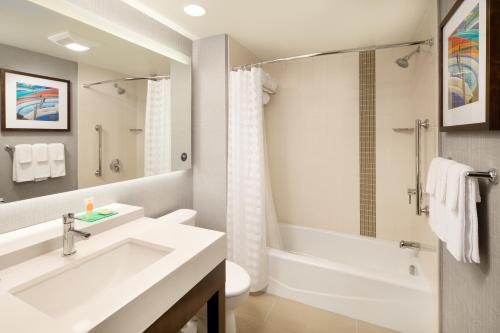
[228,36,260,67]
[263,54,360,234]
[375,2,438,247]
[78,63,145,188]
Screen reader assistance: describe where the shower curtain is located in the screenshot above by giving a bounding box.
[144,79,171,176]
[227,68,282,292]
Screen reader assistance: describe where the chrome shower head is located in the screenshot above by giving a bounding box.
[395,46,420,68]
[396,57,409,68]
[113,83,126,95]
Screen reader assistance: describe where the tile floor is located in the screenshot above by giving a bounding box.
[235,293,398,333]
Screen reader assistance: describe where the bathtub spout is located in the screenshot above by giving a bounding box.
[399,240,421,250]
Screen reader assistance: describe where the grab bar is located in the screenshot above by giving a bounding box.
[466,169,498,184]
[409,119,429,216]
[95,124,102,177]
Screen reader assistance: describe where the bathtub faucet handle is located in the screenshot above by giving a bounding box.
[399,240,421,250]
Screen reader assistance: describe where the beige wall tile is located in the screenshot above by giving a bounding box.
[264,53,360,234]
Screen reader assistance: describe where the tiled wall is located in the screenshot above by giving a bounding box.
[359,51,376,237]
[263,54,360,235]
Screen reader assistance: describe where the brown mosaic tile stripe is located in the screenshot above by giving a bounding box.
[359,51,376,237]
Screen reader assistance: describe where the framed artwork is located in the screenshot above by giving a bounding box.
[440,0,500,131]
[1,69,70,131]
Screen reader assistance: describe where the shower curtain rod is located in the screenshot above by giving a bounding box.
[232,38,434,70]
[83,75,170,88]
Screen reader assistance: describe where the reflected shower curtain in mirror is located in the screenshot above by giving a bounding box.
[144,79,171,176]
[227,68,282,292]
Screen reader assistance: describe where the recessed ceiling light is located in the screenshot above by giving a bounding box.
[48,32,94,52]
[183,4,206,17]
[65,42,90,52]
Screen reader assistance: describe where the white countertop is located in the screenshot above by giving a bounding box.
[0,206,226,333]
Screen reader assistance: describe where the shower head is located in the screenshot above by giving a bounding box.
[395,46,420,68]
[113,83,126,95]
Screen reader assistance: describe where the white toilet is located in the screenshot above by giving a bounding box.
[157,209,251,333]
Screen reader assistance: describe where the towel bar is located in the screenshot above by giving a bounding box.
[4,144,14,152]
[466,169,498,184]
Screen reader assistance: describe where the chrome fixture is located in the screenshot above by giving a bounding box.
[109,158,121,173]
[232,38,434,70]
[395,39,433,68]
[95,124,102,177]
[4,144,14,152]
[466,169,499,184]
[396,47,420,68]
[83,75,170,89]
[392,127,414,133]
[113,83,126,95]
[399,240,421,250]
[409,265,418,276]
[62,213,91,256]
[408,119,429,216]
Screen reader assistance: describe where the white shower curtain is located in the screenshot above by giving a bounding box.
[227,68,282,292]
[144,79,171,176]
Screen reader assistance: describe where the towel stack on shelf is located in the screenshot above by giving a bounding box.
[426,157,481,263]
[12,143,66,183]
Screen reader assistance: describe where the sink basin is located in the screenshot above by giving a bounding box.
[10,239,172,320]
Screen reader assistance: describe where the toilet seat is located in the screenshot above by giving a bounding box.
[226,260,251,297]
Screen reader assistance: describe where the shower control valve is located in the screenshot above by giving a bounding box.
[407,188,417,204]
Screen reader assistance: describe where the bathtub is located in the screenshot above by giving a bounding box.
[267,224,437,333]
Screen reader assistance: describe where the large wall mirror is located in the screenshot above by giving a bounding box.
[0,0,191,203]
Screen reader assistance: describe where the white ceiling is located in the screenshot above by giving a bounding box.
[126,0,434,60]
[0,0,171,78]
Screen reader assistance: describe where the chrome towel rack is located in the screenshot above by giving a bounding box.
[466,169,498,184]
[4,144,14,152]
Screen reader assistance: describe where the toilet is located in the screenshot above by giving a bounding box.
[157,209,251,333]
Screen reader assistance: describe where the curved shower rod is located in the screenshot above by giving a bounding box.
[232,38,434,70]
[83,75,170,88]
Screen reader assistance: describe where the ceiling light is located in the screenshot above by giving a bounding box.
[48,32,94,52]
[65,42,90,52]
[183,4,206,17]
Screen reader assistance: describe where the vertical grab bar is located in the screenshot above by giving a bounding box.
[415,119,429,215]
[95,124,102,176]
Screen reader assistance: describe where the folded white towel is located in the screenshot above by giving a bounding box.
[425,157,444,195]
[262,72,278,91]
[15,144,32,163]
[32,144,50,181]
[12,144,34,182]
[48,143,66,178]
[435,159,454,203]
[445,162,463,212]
[427,158,481,263]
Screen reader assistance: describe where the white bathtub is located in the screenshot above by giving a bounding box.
[267,224,437,333]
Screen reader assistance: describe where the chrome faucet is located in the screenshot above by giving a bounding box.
[62,213,91,256]
[399,240,421,250]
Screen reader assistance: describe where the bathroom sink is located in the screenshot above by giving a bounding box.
[9,239,172,320]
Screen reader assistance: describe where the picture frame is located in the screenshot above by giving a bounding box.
[1,69,70,131]
[439,0,500,131]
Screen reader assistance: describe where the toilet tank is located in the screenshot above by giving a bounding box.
[156,209,197,226]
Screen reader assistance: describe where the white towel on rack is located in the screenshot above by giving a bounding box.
[32,143,50,181]
[12,144,34,183]
[427,158,481,263]
[48,143,66,178]
[436,158,454,203]
[426,157,445,195]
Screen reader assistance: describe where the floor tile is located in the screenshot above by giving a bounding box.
[357,320,398,333]
[236,293,277,322]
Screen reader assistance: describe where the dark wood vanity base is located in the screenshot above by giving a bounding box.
[145,260,226,333]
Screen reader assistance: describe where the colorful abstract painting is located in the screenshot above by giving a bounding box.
[16,82,59,121]
[447,4,480,110]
